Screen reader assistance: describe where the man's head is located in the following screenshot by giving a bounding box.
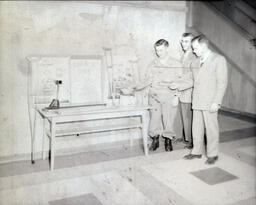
[154,39,169,59]
[181,33,194,52]
[191,34,210,57]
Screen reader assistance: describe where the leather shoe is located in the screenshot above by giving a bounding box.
[149,135,159,151]
[183,154,202,160]
[164,138,173,152]
[184,144,193,149]
[205,156,218,164]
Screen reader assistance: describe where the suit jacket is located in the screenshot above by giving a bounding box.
[177,51,197,103]
[191,51,228,110]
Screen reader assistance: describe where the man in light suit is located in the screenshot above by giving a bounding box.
[169,33,196,149]
[184,35,228,164]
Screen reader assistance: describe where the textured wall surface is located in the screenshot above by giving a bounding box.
[0,1,186,158]
[190,1,256,114]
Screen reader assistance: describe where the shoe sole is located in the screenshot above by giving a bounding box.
[150,146,159,151]
[183,155,202,160]
[205,159,218,164]
[205,161,216,165]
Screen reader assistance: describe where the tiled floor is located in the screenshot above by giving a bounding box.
[0,113,255,205]
[190,167,238,185]
[143,153,256,205]
[49,194,103,205]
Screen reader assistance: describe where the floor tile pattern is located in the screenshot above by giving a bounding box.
[49,193,103,205]
[190,167,238,185]
[0,113,255,205]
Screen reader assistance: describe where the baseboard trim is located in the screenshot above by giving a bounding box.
[220,107,256,123]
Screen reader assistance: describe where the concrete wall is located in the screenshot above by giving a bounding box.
[189,1,256,115]
[0,1,186,159]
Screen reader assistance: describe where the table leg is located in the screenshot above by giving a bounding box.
[31,108,37,164]
[141,113,148,156]
[42,118,46,160]
[50,119,56,171]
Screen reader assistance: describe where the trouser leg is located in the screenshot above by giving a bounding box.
[148,96,162,137]
[181,103,192,144]
[203,111,219,157]
[162,100,178,139]
[191,110,205,155]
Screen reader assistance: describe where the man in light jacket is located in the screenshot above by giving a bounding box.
[169,33,196,149]
[183,34,228,164]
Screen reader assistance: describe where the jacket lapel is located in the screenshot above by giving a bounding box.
[194,52,214,82]
[192,59,201,81]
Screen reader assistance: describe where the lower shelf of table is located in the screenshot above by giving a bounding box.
[46,123,143,137]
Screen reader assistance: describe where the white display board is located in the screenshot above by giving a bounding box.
[27,55,105,106]
[70,56,104,104]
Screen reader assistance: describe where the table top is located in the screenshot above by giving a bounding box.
[38,104,152,118]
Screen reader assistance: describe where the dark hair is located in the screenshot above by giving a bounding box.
[182,33,194,38]
[154,39,169,47]
[192,34,209,46]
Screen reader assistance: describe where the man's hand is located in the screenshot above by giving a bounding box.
[172,96,179,107]
[168,83,179,90]
[209,103,220,113]
[120,87,135,95]
[134,81,152,91]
